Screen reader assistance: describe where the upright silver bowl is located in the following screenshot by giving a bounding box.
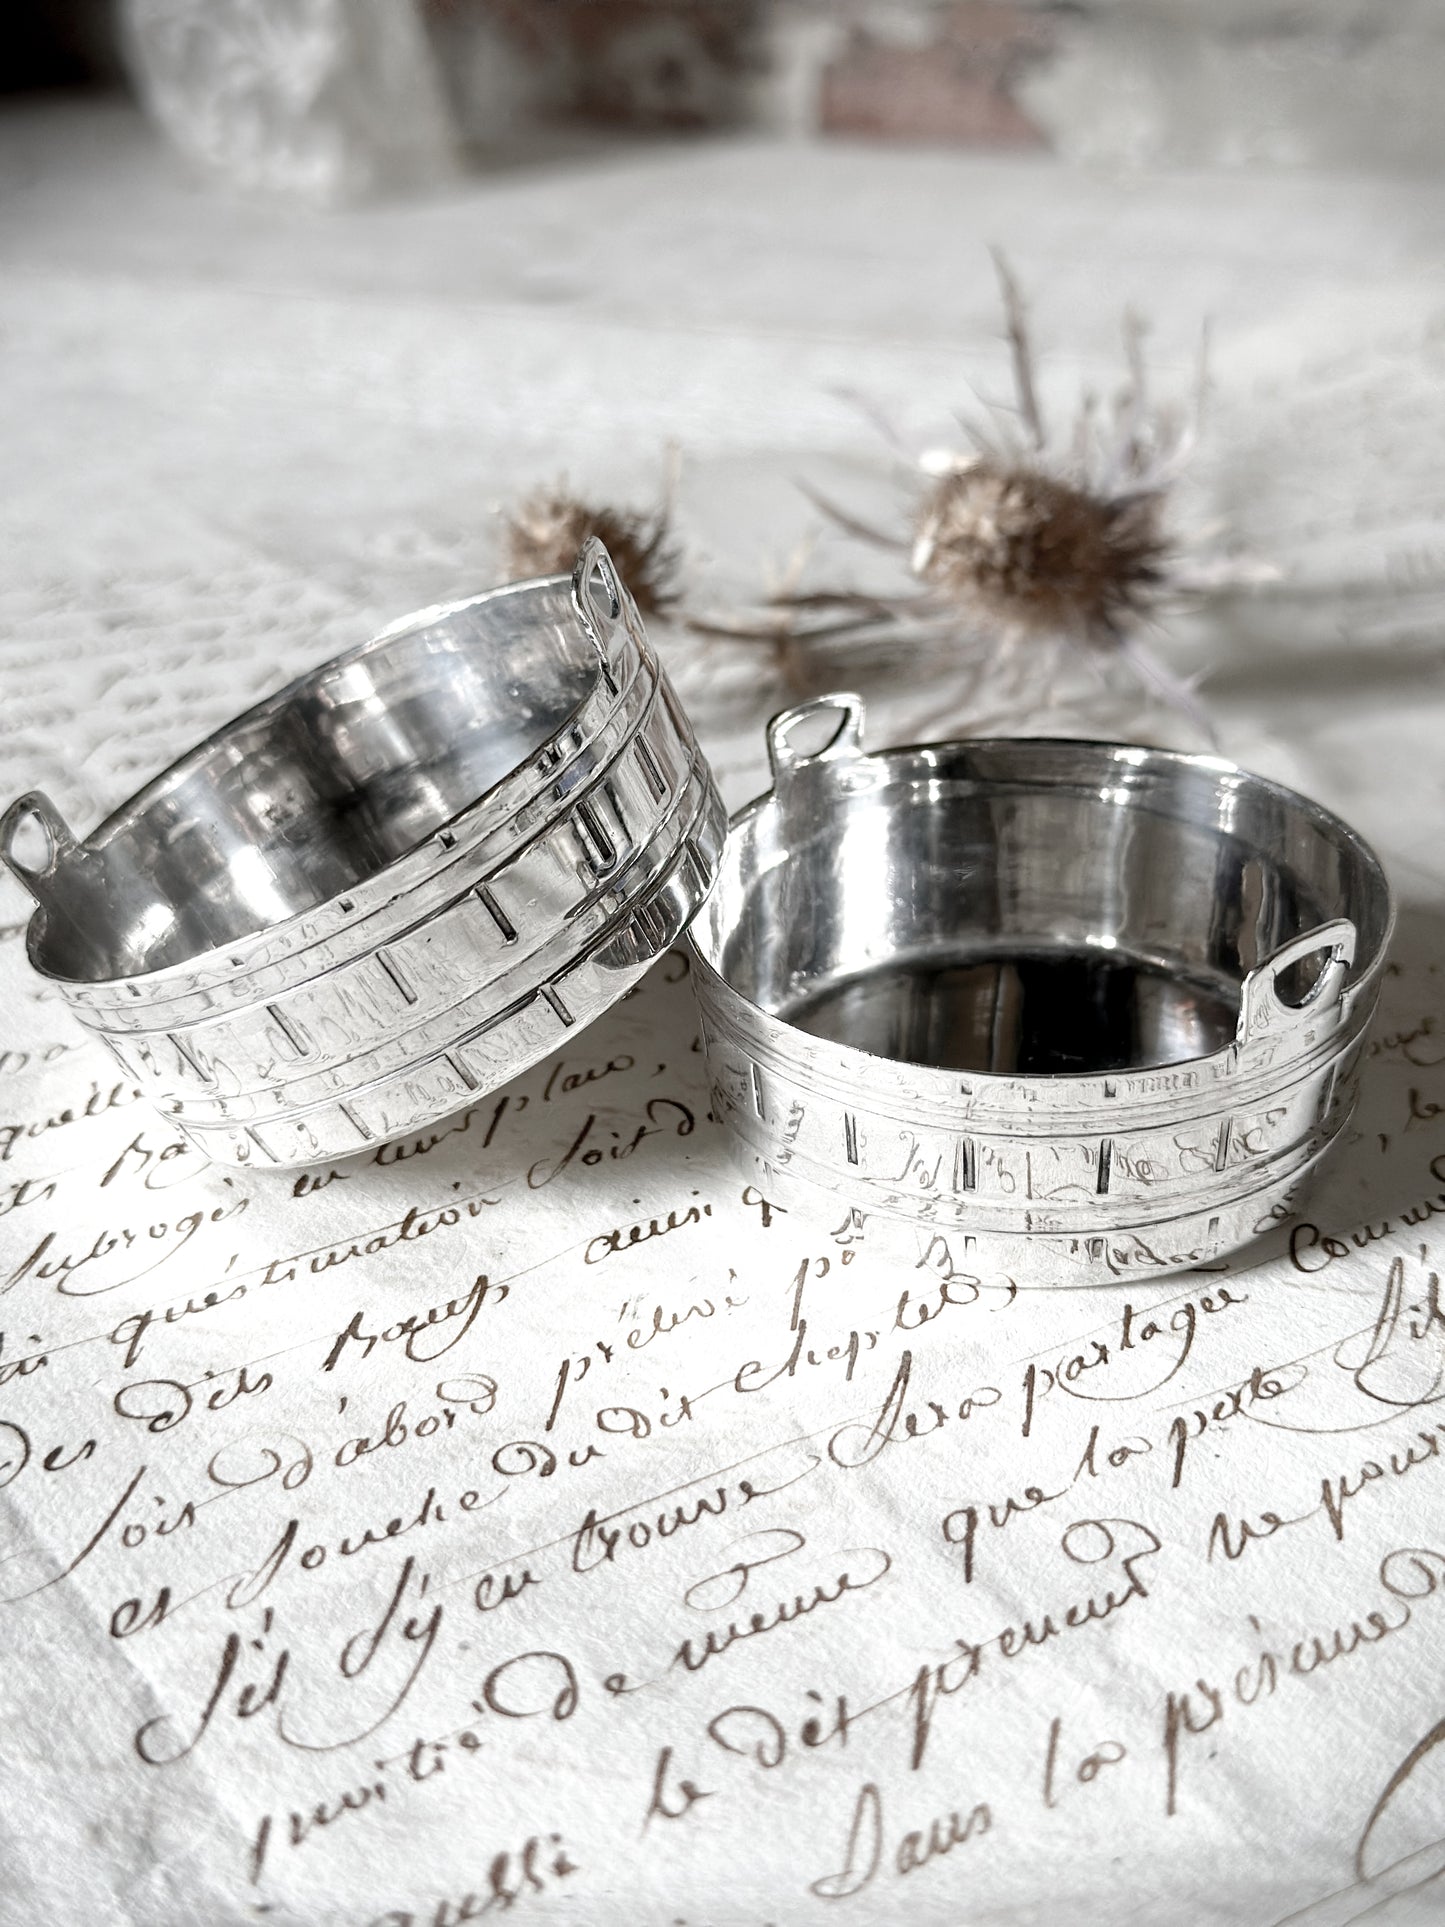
[1,541,725,1168]
[689,694,1394,1282]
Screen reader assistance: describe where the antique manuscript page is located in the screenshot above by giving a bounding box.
[4,106,1445,1926]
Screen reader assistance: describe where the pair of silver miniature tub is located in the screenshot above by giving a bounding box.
[1,541,1393,1284]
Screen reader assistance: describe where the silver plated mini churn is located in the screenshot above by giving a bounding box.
[689,694,1394,1283]
[1,541,725,1169]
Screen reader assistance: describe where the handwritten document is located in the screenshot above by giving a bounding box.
[5,839,1445,1927]
[7,101,1445,1927]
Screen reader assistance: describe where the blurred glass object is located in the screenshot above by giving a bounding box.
[121,0,458,203]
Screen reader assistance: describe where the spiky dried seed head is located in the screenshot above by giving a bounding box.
[911,461,1168,642]
[504,488,682,616]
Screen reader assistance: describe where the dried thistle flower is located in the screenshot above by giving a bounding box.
[504,472,682,617]
[696,253,1258,738]
[910,460,1167,642]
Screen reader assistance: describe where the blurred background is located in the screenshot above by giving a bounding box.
[9,0,1445,177]
[11,0,1445,182]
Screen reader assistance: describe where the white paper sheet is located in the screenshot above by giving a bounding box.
[4,102,1445,1927]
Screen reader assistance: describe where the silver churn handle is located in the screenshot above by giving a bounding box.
[1235,917,1357,1046]
[766,693,867,788]
[1,790,79,906]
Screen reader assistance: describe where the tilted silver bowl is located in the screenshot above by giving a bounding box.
[689,694,1394,1283]
[1,541,725,1168]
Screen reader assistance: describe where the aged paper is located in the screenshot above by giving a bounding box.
[5,774,1445,1927]
[6,99,1445,1927]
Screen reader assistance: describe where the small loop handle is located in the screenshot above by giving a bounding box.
[1,791,76,902]
[767,693,867,787]
[1236,917,1356,1047]
[571,536,624,655]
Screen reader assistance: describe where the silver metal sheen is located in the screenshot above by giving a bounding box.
[1,541,726,1169]
[688,694,1395,1284]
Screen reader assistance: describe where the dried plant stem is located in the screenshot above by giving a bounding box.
[695,252,1244,742]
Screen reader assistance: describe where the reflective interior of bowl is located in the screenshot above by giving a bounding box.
[26,579,594,982]
[698,737,1393,1080]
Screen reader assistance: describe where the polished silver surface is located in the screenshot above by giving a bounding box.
[689,693,1395,1283]
[2,541,726,1168]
